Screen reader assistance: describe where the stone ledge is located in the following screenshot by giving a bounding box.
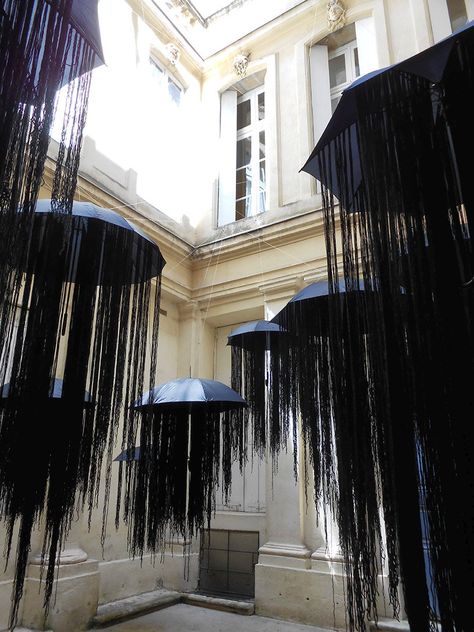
[91,589,181,627]
[369,618,410,631]
[90,589,255,627]
[182,593,254,615]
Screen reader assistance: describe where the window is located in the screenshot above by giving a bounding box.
[149,57,182,106]
[235,87,266,220]
[310,19,377,146]
[199,529,259,597]
[218,70,267,226]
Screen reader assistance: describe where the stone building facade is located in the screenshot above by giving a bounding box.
[0,0,471,630]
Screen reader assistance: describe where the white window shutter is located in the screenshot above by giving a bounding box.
[466,0,474,21]
[218,90,237,226]
[355,16,379,76]
[427,0,452,41]
[310,45,332,145]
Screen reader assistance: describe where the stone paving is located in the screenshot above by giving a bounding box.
[100,603,331,632]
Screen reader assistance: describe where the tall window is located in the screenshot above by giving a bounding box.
[149,57,182,106]
[235,87,266,220]
[310,19,377,146]
[218,70,267,227]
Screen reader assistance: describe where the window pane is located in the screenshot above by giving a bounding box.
[236,197,251,220]
[149,58,164,80]
[237,99,251,129]
[354,47,360,78]
[259,160,266,212]
[168,78,182,105]
[236,137,251,168]
[259,131,265,159]
[329,53,347,88]
[258,92,265,120]
[236,166,252,200]
[448,0,468,32]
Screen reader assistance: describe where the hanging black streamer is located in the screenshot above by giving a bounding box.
[0,201,164,628]
[300,23,474,632]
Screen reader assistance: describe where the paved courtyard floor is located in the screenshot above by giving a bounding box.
[101,604,331,632]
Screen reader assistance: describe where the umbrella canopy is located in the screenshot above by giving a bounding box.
[114,447,141,462]
[31,200,165,285]
[227,320,286,351]
[134,377,246,412]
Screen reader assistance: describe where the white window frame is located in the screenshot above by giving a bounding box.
[328,40,360,113]
[149,56,183,107]
[235,86,266,220]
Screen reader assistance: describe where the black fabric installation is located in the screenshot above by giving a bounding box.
[300,22,474,632]
[117,379,247,559]
[228,321,290,467]
[0,201,164,628]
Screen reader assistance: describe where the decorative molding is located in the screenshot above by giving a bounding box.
[165,42,181,65]
[233,52,250,79]
[327,0,346,33]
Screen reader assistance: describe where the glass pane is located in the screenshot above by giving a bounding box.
[209,550,228,571]
[259,131,265,159]
[236,167,252,200]
[149,58,164,80]
[228,531,259,552]
[209,530,228,550]
[329,53,347,88]
[235,167,252,200]
[236,137,251,168]
[354,47,360,78]
[227,572,254,597]
[258,92,265,120]
[236,198,250,220]
[228,551,254,573]
[168,78,182,105]
[237,99,251,129]
[448,0,468,32]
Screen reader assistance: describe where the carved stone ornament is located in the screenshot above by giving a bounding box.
[166,43,180,65]
[233,53,250,79]
[327,0,347,33]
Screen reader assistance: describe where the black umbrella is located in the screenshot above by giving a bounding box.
[0,199,165,626]
[300,20,474,632]
[227,320,287,460]
[117,378,247,558]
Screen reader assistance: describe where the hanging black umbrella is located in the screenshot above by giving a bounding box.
[117,378,246,558]
[300,21,474,632]
[0,1,105,389]
[0,199,165,627]
[227,320,287,460]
